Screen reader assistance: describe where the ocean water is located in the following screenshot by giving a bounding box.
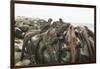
[71,23,94,32]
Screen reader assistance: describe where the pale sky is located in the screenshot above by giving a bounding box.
[15,4,94,25]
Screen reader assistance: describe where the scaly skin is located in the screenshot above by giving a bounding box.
[65,25,77,63]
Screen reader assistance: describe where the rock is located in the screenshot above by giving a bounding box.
[15,52,21,63]
[15,27,25,39]
[15,44,21,52]
[14,39,23,51]
[19,25,29,32]
[15,59,30,66]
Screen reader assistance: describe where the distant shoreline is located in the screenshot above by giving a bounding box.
[15,16,94,32]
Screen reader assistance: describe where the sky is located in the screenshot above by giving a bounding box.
[15,4,94,25]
